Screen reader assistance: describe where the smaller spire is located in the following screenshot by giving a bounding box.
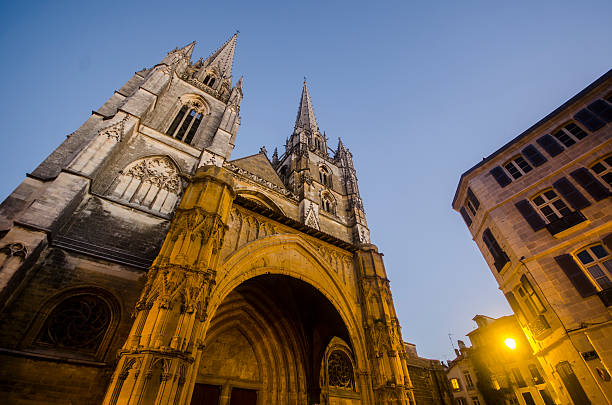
[272,147,279,165]
[181,41,196,60]
[201,33,238,78]
[162,41,196,65]
[294,80,319,133]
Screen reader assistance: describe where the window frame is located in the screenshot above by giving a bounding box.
[166,97,208,145]
[552,121,588,147]
[572,243,612,292]
[589,154,612,189]
[530,188,572,224]
[503,155,533,180]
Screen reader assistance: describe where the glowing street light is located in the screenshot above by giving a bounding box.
[504,338,517,350]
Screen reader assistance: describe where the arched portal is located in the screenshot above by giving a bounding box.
[192,275,359,405]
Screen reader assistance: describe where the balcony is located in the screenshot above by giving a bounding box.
[528,315,551,340]
[546,211,586,237]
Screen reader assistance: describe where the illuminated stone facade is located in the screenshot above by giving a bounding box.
[453,70,612,404]
[0,35,416,404]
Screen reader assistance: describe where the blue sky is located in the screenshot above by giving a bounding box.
[1,0,611,360]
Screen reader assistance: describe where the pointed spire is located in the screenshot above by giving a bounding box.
[294,80,319,133]
[272,147,279,165]
[201,33,238,78]
[181,41,196,60]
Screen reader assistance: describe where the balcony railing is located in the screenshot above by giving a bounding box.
[528,315,551,339]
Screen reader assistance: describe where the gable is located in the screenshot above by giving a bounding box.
[229,153,286,188]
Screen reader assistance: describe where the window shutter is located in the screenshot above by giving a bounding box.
[574,109,605,132]
[521,145,548,167]
[554,254,597,298]
[466,187,480,209]
[570,168,610,201]
[536,134,564,157]
[603,233,612,251]
[490,166,512,188]
[515,200,546,231]
[587,99,612,123]
[459,207,472,226]
[505,292,526,321]
[552,177,590,210]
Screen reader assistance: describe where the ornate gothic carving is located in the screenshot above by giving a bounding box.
[0,242,28,260]
[328,351,354,389]
[223,161,298,200]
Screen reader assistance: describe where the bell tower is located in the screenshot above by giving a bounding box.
[274,81,370,244]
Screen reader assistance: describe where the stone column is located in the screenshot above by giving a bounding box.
[356,245,416,405]
[101,166,235,405]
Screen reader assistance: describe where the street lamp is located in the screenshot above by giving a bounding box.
[504,338,517,350]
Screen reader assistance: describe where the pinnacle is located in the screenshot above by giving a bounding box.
[294,80,319,133]
[201,33,238,79]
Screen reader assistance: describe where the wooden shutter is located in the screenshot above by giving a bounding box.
[536,134,564,157]
[490,166,512,188]
[521,145,547,167]
[459,207,472,226]
[570,168,610,201]
[552,177,590,210]
[554,254,597,298]
[515,200,546,231]
[505,292,527,323]
[466,187,480,209]
[603,233,612,251]
[587,99,612,123]
[574,109,605,132]
[556,362,592,405]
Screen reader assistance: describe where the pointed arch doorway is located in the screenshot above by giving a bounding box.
[190,274,359,405]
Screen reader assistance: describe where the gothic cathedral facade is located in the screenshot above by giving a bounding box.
[0,35,416,405]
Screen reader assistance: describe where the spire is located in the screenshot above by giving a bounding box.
[162,40,196,65]
[180,41,196,60]
[201,33,237,79]
[294,80,319,133]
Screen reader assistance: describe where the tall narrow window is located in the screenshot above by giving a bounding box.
[482,228,510,272]
[166,102,206,145]
[203,75,216,87]
[528,364,545,384]
[463,371,474,389]
[321,193,335,214]
[511,368,526,387]
[531,189,571,223]
[552,122,588,147]
[574,244,612,290]
[590,155,612,188]
[319,166,332,187]
[504,156,533,179]
[519,275,546,315]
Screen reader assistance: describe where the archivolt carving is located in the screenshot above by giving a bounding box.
[313,242,352,283]
[224,208,278,257]
[110,156,182,215]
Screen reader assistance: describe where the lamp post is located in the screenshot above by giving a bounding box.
[504,338,517,351]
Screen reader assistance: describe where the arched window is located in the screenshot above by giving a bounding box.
[328,351,354,389]
[590,155,612,188]
[110,156,181,214]
[35,293,112,354]
[574,243,612,291]
[166,100,206,145]
[319,166,332,187]
[321,192,335,215]
[552,122,588,148]
[203,75,216,87]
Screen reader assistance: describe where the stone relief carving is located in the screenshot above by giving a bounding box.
[223,161,298,200]
[110,156,182,215]
[224,208,278,257]
[0,242,28,260]
[304,202,320,230]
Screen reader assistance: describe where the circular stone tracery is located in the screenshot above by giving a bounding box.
[328,351,354,389]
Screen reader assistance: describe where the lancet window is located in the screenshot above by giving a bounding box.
[321,192,336,214]
[166,99,207,145]
[203,74,216,87]
[319,165,332,187]
[110,156,181,215]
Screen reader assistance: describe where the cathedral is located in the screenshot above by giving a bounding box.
[0,34,416,405]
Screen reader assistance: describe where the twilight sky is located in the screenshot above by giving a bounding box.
[1,0,611,361]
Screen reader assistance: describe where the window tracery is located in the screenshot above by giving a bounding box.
[321,192,336,214]
[36,294,111,352]
[328,351,354,389]
[166,98,207,145]
[319,165,332,187]
[110,156,182,214]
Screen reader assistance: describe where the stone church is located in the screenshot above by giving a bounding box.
[0,35,416,405]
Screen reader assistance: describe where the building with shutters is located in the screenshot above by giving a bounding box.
[0,35,418,405]
[453,69,612,404]
[446,340,486,405]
